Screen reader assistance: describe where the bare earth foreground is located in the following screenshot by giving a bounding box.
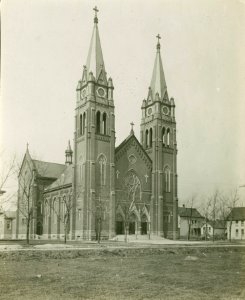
[0,243,244,300]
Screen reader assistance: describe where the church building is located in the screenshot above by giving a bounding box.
[16,8,178,240]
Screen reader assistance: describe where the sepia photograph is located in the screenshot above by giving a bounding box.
[0,0,245,299]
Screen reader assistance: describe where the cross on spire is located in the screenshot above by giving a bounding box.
[93,6,99,23]
[130,122,134,135]
[156,34,161,50]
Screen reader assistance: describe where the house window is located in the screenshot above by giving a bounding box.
[78,209,82,221]
[22,218,26,225]
[96,111,101,134]
[242,229,244,236]
[241,221,244,227]
[208,227,211,233]
[236,221,239,226]
[236,229,239,237]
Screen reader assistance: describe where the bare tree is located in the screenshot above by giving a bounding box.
[208,190,219,242]
[219,188,239,242]
[18,167,35,244]
[186,194,198,241]
[200,197,212,241]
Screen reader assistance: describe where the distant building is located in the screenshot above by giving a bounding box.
[0,210,16,239]
[201,220,226,239]
[178,205,204,239]
[227,207,245,240]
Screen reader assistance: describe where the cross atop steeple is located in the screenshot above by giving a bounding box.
[156,34,161,50]
[93,6,99,23]
[130,122,134,135]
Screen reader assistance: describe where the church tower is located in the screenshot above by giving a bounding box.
[72,7,115,240]
[140,35,178,239]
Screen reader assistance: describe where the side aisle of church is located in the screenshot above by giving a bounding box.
[16,8,179,241]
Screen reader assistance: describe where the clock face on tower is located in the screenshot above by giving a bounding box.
[97,87,106,98]
[162,106,170,115]
[81,88,86,99]
[147,108,152,116]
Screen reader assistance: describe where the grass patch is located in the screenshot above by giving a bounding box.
[0,247,244,299]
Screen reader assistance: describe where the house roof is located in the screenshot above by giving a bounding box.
[33,160,66,179]
[202,220,226,229]
[44,164,73,192]
[178,207,204,219]
[228,207,245,221]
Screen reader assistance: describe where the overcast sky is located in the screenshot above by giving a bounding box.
[1,0,245,208]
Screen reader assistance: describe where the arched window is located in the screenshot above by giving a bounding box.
[83,112,86,135]
[162,127,166,146]
[98,155,106,186]
[164,167,171,192]
[96,111,101,134]
[80,114,83,136]
[145,130,149,148]
[51,197,56,224]
[167,128,170,147]
[102,112,107,135]
[149,128,153,148]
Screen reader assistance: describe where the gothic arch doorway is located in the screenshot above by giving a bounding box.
[129,213,136,235]
[141,214,148,235]
[116,214,124,235]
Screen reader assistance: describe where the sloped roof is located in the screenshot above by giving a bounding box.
[115,133,152,165]
[228,207,245,221]
[33,160,66,179]
[178,207,204,219]
[44,164,73,192]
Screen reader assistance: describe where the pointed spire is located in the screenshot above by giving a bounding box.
[149,34,168,101]
[65,140,73,165]
[85,7,107,81]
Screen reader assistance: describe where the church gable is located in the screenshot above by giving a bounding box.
[115,134,152,193]
[115,134,152,171]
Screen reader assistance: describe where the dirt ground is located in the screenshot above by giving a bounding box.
[0,246,244,300]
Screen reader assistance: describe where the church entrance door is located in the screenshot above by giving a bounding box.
[129,222,135,235]
[141,222,147,235]
[116,221,124,235]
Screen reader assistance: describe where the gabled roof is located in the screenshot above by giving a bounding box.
[202,220,226,229]
[33,160,66,179]
[44,164,73,193]
[228,207,245,221]
[115,133,152,169]
[178,207,204,219]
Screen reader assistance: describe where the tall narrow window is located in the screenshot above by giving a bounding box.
[145,130,149,148]
[164,168,171,192]
[102,112,107,135]
[96,111,101,134]
[98,155,106,186]
[162,127,166,146]
[149,128,153,148]
[167,128,170,147]
[83,112,86,135]
[80,115,83,136]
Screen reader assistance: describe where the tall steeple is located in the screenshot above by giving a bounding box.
[85,6,107,82]
[148,34,168,101]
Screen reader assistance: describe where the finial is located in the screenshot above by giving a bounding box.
[93,6,99,24]
[26,142,29,150]
[156,34,161,50]
[130,122,134,135]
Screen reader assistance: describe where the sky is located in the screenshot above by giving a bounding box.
[1,0,245,209]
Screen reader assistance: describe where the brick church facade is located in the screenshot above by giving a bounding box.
[16,8,178,240]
